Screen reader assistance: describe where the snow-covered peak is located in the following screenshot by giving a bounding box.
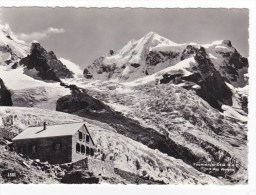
[86,32,189,81]
[202,40,233,49]
[144,31,157,37]
[144,32,178,45]
[86,31,248,87]
[116,32,179,59]
[0,23,29,63]
[31,40,39,44]
[141,31,173,44]
[101,32,182,68]
[212,40,226,45]
[0,24,12,37]
[135,32,179,52]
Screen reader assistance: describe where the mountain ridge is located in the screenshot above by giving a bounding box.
[84,32,248,87]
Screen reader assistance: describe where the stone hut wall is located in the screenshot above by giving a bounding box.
[87,158,115,177]
[72,157,115,177]
[13,136,72,164]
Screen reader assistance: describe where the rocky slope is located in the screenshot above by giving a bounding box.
[0,78,13,106]
[0,140,124,184]
[182,47,233,111]
[0,145,59,184]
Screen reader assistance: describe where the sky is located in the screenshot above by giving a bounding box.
[0,8,249,69]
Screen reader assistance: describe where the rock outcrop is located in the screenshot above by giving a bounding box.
[0,78,13,106]
[183,47,233,111]
[83,68,93,79]
[207,40,248,87]
[180,45,197,60]
[61,171,100,184]
[19,42,74,81]
[56,91,112,114]
[158,46,233,111]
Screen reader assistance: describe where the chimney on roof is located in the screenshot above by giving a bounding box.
[43,122,47,130]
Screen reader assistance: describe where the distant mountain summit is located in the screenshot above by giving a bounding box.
[84,32,184,81]
[84,32,248,87]
[0,24,29,66]
[0,24,83,82]
[0,24,81,109]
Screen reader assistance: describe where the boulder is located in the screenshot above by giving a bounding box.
[180,45,197,60]
[83,68,93,79]
[56,92,112,114]
[61,170,100,184]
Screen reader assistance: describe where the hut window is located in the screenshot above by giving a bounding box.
[90,148,94,156]
[86,135,90,143]
[76,143,81,153]
[86,146,90,155]
[52,143,62,151]
[79,131,83,141]
[81,145,85,154]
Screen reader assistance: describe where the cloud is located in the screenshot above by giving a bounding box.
[14,27,66,42]
[46,27,65,34]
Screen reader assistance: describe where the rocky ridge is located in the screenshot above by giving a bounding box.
[19,42,74,81]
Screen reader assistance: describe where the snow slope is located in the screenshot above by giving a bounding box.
[0,106,221,184]
[88,122,221,184]
[59,58,83,77]
[221,82,248,122]
[0,66,71,109]
[0,24,29,63]
[124,57,196,86]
